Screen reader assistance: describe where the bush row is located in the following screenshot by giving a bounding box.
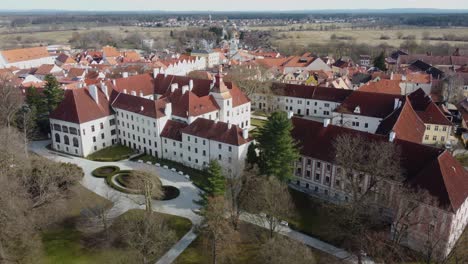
[91,166,120,178]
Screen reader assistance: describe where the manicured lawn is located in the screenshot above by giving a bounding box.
[87,145,136,161]
[174,222,339,264]
[455,154,468,167]
[253,110,270,117]
[131,154,210,191]
[251,118,267,130]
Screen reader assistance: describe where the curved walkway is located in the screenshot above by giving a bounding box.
[29,140,202,263]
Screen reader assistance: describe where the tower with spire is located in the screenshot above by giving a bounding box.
[210,65,232,123]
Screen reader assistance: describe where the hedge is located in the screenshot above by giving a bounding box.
[91,166,120,178]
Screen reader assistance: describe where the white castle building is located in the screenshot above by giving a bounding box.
[49,67,253,176]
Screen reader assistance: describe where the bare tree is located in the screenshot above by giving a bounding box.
[225,171,247,230]
[15,104,37,158]
[127,170,163,213]
[0,76,22,131]
[115,210,177,264]
[240,173,294,238]
[199,196,238,264]
[257,235,317,264]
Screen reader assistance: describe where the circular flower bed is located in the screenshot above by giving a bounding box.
[106,170,180,200]
[91,166,120,178]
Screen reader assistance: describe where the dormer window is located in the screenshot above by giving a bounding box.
[354,106,361,114]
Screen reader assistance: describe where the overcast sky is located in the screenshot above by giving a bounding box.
[4,0,468,11]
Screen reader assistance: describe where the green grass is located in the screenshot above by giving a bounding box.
[174,222,338,264]
[87,145,136,162]
[287,188,342,245]
[455,154,468,167]
[253,110,270,117]
[131,155,210,191]
[251,118,267,132]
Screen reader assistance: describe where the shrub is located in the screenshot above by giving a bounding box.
[91,166,120,178]
[161,186,180,201]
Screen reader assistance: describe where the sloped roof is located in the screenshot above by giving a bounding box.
[1,46,50,63]
[291,117,468,212]
[102,46,120,58]
[35,64,56,75]
[271,83,352,102]
[67,68,86,78]
[408,89,452,126]
[113,73,155,96]
[358,80,402,95]
[181,118,251,146]
[335,91,404,118]
[50,86,112,124]
[160,120,188,141]
[111,92,166,119]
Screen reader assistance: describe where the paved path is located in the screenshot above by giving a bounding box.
[251,114,268,120]
[240,213,375,264]
[29,140,202,263]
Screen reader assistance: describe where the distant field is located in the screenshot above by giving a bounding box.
[250,24,468,48]
[0,25,188,49]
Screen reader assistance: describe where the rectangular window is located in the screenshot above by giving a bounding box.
[218,144,221,150]
[93,136,96,142]
[100,123,104,129]
[218,154,222,160]
[426,125,431,130]
[228,146,232,152]
[316,162,321,168]
[109,119,116,126]
[111,129,116,135]
[91,125,95,132]
[434,126,439,131]
[101,133,104,139]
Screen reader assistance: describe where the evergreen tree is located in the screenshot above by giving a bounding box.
[42,74,64,114]
[198,160,226,206]
[246,143,258,168]
[257,112,299,182]
[373,51,387,71]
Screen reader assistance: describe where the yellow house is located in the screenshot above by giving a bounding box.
[408,90,453,146]
[422,123,451,145]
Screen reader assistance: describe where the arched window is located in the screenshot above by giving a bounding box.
[55,133,61,143]
[73,138,79,147]
[62,126,69,133]
[64,135,70,145]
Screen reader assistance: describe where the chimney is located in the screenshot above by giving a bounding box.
[182,85,189,94]
[123,89,127,94]
[153,68,160,78]
[189,79,194,90]
[242,128,249,139]
[122,72,129,78]
[390,72,394,80]
[170,83,178,93]
[88,85,99,104]
[324,118,331,127]
[164,102,172,116]
[394,98,400,110]
[112,79,116,86]
[131,91,137,96]
[389,131,396,142]
[287,111,294,119]
[139,90,144,97]
[140,106,144,112]
[228,122,232,130]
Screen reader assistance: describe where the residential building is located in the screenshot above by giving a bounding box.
[0,46,56,69]
[191,50,220,68]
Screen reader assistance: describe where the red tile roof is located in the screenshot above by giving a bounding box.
[335,91,404,118]
[291,117,468,212]
[358,80,402,95]
[271,83,352,102]
[102,46,120,58]
[67,68,86,78]
[1,46,50,63]
[181,118,251,146]
[111,93,166,119]
[160,120,188,141]
[50,85,112,124]
[35,64,56,75]
[113,73,155,96]
[408,89,452,126]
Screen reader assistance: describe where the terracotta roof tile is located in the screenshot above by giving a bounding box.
[1,46,50,63]
[358,80,402,95]
[50,85,112,124]
[335,91,404,118]
[111,93,166,119]
[181,118,251,146]
[160,120,188,141]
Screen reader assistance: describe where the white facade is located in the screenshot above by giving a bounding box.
[0,55,56,69]
[50,116,117,157]
[331,112,382,133]
[159,57,207,76]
